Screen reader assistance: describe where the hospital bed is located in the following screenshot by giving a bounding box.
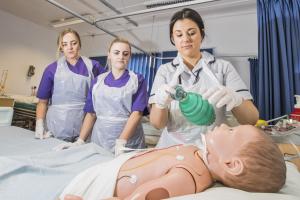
[0,126,300,200]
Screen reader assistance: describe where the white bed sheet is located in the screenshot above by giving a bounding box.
[1,126,299,200]
[0,126,113,200]
[0,126,62,156]
[170,162,300,200]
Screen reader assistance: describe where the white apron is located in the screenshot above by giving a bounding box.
[91,71,145,152]
[46,56,93,141]
[156,57,226,147]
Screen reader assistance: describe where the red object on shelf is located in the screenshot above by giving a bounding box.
[290,108,300,121]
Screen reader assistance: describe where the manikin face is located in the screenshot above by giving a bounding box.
[108,42,131,71]
[61,32,80,60]
[172,18,202,59]
[205,124,259,159]
[202,124,260,171]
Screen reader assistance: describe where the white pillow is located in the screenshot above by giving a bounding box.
[170,162,300,200]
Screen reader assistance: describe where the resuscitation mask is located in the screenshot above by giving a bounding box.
[171,85,215,125]
[195,134,208,165]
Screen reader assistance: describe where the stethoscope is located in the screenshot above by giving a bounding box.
[171,56,216,85]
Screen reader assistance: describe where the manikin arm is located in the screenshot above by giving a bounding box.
[124,167,195,200]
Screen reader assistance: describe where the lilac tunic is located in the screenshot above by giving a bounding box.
[84,69,148,114]
[37,57,105,100]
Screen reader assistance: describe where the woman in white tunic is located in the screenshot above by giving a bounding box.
[149,8,259,147]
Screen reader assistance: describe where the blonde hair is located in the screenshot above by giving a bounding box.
[56,28,81,58]
[106,37,132,70]
[223,129,286,192]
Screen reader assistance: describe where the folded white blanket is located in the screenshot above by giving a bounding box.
[59,152,136,200]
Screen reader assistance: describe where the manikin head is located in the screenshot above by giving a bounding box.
[203,124,286,192]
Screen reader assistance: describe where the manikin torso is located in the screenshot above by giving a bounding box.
[115,145,213,198]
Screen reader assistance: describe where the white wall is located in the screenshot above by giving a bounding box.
[0,9,57,96]
[81,9,258,88]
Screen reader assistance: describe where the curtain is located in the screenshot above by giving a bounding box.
[91,48,213,95]
[90,56,107,70]
[128,53,162,95]
[249,58,259,106]
[257,0,300,120]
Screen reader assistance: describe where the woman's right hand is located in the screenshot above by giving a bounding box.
[154,84,175,109]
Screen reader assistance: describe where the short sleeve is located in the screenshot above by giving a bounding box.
[132,74,148,113]
[223,61,253,100]
[148,64,169,104]
[36,62,57,100]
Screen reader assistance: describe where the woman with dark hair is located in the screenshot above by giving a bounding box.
[149,8,259,147]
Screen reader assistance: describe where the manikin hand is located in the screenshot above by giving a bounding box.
[35,119,52,139]
[114,139,127,157]
[201,86,243,111]
[53,138,85,151]
[155,67,184,109]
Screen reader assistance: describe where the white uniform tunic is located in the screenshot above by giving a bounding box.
[149,51,252,147]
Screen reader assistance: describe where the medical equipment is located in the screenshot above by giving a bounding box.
[172,85,215,125]
[27,65,35,78]
[12,101,36,131]
[0,107,13,126]
[31,86,37,96]
[259,115,300,167]
[290,95,300,121]
[0,69,8,96]
[295,95,300,108]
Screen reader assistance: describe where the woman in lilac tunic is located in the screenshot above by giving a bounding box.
[35,28,105,141]
[56,38,148,155]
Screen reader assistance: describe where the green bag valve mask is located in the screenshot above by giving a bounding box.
[171,85,215,126]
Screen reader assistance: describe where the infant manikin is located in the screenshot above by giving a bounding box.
[115,142,213,199]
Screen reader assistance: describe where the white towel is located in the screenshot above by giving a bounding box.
[59,152,136,199]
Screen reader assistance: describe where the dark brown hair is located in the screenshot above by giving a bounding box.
[169,8,205,45]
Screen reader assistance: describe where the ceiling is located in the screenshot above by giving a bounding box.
[0,0,256,37]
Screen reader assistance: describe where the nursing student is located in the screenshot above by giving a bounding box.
[149,8,259,147]
[36,28,105,141]
[56,38,148,155]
